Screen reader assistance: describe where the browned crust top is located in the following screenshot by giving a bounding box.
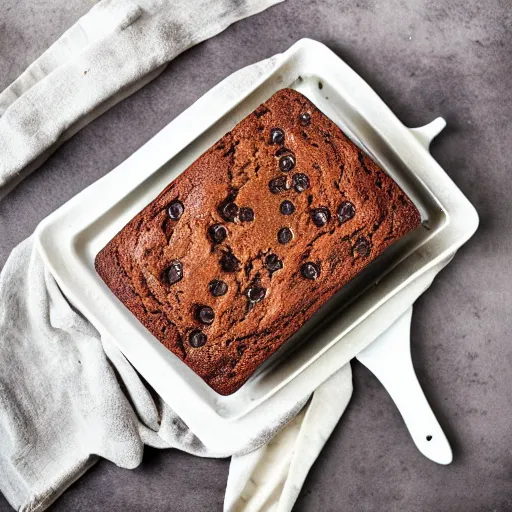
[95,88,420,395]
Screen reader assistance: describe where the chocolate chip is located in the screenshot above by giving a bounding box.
[189,329,207,348]
[246,286,266,303]
[220,251,240,272]
[301,262,320,280]
[209,279,228,297]
[337,201,356,224]
[269,176,288,194]
[311,207,331,227]
[292,173,309,192]
[299,112,311,126]
[270,128,285,144]
[167,200,184,220]
[219,201,238,222]
[165,261,183,285]
[278,227,293,245]
[208,224,227,244]
[265,253,283,274]
[239,207,254,222]
[279,154,296,172]
[280,200,295,215]
[353,236,371,257]
[196,305,215,325]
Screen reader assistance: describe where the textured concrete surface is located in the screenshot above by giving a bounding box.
[1,0,511,510]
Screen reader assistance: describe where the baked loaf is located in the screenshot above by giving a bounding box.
[95,88,420,395]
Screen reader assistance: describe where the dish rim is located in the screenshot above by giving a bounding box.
[35,38,478,450]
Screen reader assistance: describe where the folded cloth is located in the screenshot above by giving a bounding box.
[0,0,283,200]
[0,2,354,510]
[225,364,352,512]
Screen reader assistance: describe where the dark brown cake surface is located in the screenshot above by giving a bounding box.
[95,88,420,395]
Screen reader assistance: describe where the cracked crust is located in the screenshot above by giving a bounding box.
[95,89,421,395]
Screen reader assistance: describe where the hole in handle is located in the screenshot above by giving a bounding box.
[426,435,433,441]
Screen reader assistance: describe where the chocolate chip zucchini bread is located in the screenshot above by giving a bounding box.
[95,88,420,395]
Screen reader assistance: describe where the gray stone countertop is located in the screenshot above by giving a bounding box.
[0,0,511,510]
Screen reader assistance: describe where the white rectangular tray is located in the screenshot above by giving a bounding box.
[35,39,478,453]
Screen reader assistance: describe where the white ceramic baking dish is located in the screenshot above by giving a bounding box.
[35,39,478,459]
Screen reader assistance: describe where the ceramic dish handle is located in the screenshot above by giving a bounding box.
[356,307,453,465]
[409,117,446,149]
